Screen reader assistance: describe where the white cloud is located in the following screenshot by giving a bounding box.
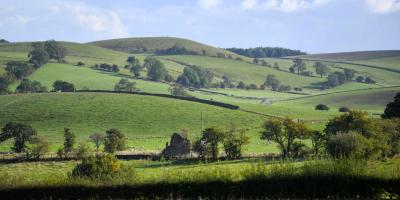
[198,0,223,9]
[241,0,330,12]
[366,0,400,13]
[64,3,129,38]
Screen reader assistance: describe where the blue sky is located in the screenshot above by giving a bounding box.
[0,0,399,53]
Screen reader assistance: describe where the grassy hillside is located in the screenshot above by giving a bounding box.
[88,37,239,57]
[0,92,268,152]
[9,63,171,94]
[294,50,400,61]
[159,55,323,88]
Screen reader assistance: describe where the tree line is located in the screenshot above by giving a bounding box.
[226,47,306,58]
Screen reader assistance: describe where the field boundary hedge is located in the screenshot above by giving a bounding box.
[75,90,240,110]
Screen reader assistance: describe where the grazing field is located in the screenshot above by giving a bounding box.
[160,55,323,88]
[293,50,400,61]
[9,63,172,94]
[0,92,270,152]
[88,37,239,58]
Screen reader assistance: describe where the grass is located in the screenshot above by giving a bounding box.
[159,55,323,88]
[9,63,172,94]
[0,158,399,198]
[0,92,268,152]
[88,36,240,58]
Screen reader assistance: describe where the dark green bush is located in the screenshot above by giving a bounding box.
[327,132,373,159]
[71,154,121,180]
[315,104,330,111]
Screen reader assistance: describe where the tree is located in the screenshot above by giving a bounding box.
[327,132,372,159]
[44,40,67,62]
[324,111,374,137]
[314,62,330,77]
[52,80,75,92]
[104,128,126,153]
[144,57,168,81]
[89,133,104,151]
[28,42,49,68]
[378,118,400,156]
[222,126,250,159]
[0,39,9,43]
[356,76,365,83]
[310,131,325,156]
[264,74,281,91]
[365,77,376,84]
[130,64,142,77]
[253,58,259,64]
[0,122,37,153]
[6,61,33,80]
[63,128,76,158]
[16,79,47,93]
[237,81,246,89]
[382,92,400,119]
[76,142,90,159]
[111,64,120,72]
[169,85,190,97]
[315,104,329,111]
[29,136,49,159]
[177,66,214,88]
[114,78,137,92]
[260,118,310,158]
[344,69,356,81]
[200,127,225,160]
[292,58,306,75]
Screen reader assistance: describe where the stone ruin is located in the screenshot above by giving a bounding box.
[161,133,191,158]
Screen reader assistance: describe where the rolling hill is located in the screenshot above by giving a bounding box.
[88,37,239,58]
[293,50,400,61]
[0,92,266,152]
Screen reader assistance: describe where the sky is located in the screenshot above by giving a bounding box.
[0,0,399,53]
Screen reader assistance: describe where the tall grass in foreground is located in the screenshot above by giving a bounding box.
[0,159,399,198]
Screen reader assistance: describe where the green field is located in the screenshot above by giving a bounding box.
[88,37,240,58]
[0,92,274,152]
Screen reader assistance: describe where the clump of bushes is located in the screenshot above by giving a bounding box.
[71,154,123,180]
[315,104,329,111]
[326,132,373,159]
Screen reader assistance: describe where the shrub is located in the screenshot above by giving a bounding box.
[76,142,90,159]
[71,154,121,180]
[327,132,373,159]
[339,107,350,112]
[77,61,85,66]
[104,128,126,153]
[315,104,329,111]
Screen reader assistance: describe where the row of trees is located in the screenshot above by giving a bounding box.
[0,123,127,159]
[226,47,306,58]
[193,126,250,160]
[177,66,214,88]
[93,63,120,73]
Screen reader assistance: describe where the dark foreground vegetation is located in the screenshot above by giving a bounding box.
[0,159,399,199]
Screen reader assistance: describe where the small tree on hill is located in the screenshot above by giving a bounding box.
[382,92,400,119]
[28,42,49,68]
[114,78,137,92]
[53,80,75,92]
[314,62,330,77]
[292,58,306,75]
[0,122,37,153]
[200,127,225,160]
[169,85,190,97]
[6,61,33,80]
[144,57,168,81]
[63,128,76,158]
[222,125,250,159]
[104,128,126,153]
[44,40,67,62]
[260,118,310,158]
[89,133,105,151]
